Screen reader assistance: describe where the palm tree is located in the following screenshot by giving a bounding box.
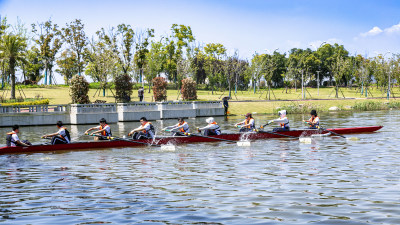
[0,33,27,99]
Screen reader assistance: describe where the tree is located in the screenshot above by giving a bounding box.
[56,49,78,85]
[248,53,266,94]
[116,24,135,76]
[144,40,165,92]
[61,19,87,76]
[134,28,154,85]
[0,17,10,88]
[152,77,167,101]
[330,55,350,98]
[0,32,27,99]
[21,47,44,84]
[114,74,133,103]
[70,75,90,104]
[191,47,207,84]
[163,24,195,88]
[85,30,118,96]
[204,43,226,94]
[181,78,197,100]
[31,19,62,85]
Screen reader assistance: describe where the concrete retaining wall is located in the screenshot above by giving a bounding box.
[0,101,224,126]
[117,102,160,121]
[70,104,118,124]
[0,113,70,127]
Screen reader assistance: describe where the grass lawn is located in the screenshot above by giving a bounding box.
[3,85,400,115]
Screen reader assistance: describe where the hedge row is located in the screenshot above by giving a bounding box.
[1,99,50,106]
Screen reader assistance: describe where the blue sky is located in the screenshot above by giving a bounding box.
[1,0,400,66]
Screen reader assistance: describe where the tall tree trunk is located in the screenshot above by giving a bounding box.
[10,58,16,99]
[335,85,339,98]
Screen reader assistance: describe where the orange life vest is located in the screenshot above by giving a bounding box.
[6,131,17,147]
[309,116,319,128]
[141,122,151,134]
[59,127,69,140]
[280,116,290,128]
[178,121,189,133]
[210,121,221,134]
[244,118,255,129]
[100,124,111,136]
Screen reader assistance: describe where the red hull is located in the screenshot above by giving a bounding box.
[0,126,383,154]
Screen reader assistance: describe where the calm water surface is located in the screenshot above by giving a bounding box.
[0,111,399,224]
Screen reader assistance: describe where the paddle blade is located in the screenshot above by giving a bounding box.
[161,145,176,151]
[346,137,360,141]
[237,141,251,147]
[311,133,331,139]
[299,138,312,144]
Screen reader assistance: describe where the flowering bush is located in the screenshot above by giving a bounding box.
[181,78,197,100]
[152,77,167,102]
[69,75,90,104]
[114,74,133,103]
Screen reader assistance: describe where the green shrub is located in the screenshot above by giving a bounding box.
[69,75,90,104]
[386,101,400,109]
[114,74,133,103]
[152,77,167,102]
[275,102,323,114]
[181,78,197,100]
[352,101,384,111]
[1,99,50,106]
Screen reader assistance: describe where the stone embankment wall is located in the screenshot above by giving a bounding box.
[0,101,224,127]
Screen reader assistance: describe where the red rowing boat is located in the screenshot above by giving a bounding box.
[0,126,383,154]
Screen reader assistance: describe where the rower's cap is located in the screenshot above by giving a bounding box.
[206,117,214,123]
[245,113,252,117]
[278,110,287,116]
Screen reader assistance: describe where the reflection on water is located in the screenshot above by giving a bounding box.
[0,110,399,224]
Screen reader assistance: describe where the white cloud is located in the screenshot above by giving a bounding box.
[360,26,383,37]
[357,22,400,39]
[384,22,400,34]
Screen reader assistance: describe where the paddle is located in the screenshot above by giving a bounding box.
[166,130,251,146]
[255,129,299,139]
[319,127,359,141]
[257,123,314,143]
[86,133,176,150]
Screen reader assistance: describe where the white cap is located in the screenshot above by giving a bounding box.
[278,110,287,116]
[206,117,214,123]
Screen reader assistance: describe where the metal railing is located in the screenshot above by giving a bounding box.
[0,104,70,113]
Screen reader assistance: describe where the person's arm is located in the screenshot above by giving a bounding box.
[163,124,178,131]
[128,126,146,136]
[42,132,59,139]
[15,140,29,147]
[170,123,187,132]
[91,128,106,135]
[271,117,288,124]
[199,124,218,131]
[85,126,98,134]
[235,120,245,126]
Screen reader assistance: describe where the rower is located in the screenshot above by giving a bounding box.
[128,117,155,140]
[6,124,31,147]
[303,109,320,129]
[267,110,290,132]
[85,118,112,141]
[198,117,221,136]
[42,121,71,145]
[235,113,255,132]
[163,117,190,136]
